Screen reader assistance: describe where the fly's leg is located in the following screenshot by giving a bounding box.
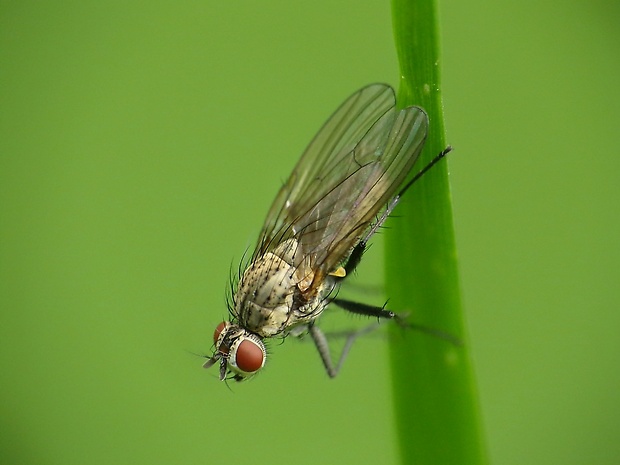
[337,196,395,278]
[331,298,462,346]
[339,220,384,278]
[395,145,452,200]
[308,321,380,378]
[331,297,398,320]
[307,299,399,378]
[342,241,366,276]
[341,199,395,277]
[315,145,458,377]
[309,292,459,378]
[354,146,455,272]
[340,147,453,280]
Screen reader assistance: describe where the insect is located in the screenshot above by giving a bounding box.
[204,83,451,381]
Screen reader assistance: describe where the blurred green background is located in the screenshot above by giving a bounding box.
[1,1,618,464]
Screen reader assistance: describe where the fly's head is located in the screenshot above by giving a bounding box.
[203,321,266,382]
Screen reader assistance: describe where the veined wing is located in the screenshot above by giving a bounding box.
[253,84,428,282]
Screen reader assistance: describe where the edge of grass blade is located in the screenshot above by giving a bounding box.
[386,1,488,464]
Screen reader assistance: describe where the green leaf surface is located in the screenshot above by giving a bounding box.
[386,1,488,464]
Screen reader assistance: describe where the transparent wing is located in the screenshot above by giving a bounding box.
[253,83,428,282]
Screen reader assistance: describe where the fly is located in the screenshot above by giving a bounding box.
[204,83,451,381]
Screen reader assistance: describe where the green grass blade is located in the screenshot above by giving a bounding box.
[386,1,488,464]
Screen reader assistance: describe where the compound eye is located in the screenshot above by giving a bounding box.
[213,321,229,344]
[234,339,265,373]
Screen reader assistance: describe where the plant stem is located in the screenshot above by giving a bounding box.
[386,0,487,464]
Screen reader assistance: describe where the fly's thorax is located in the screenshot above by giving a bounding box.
[235,238,323,337]
[204,321,266,381]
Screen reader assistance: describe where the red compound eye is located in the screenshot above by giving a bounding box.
[234,339,265,373]
[213,321,228,344]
